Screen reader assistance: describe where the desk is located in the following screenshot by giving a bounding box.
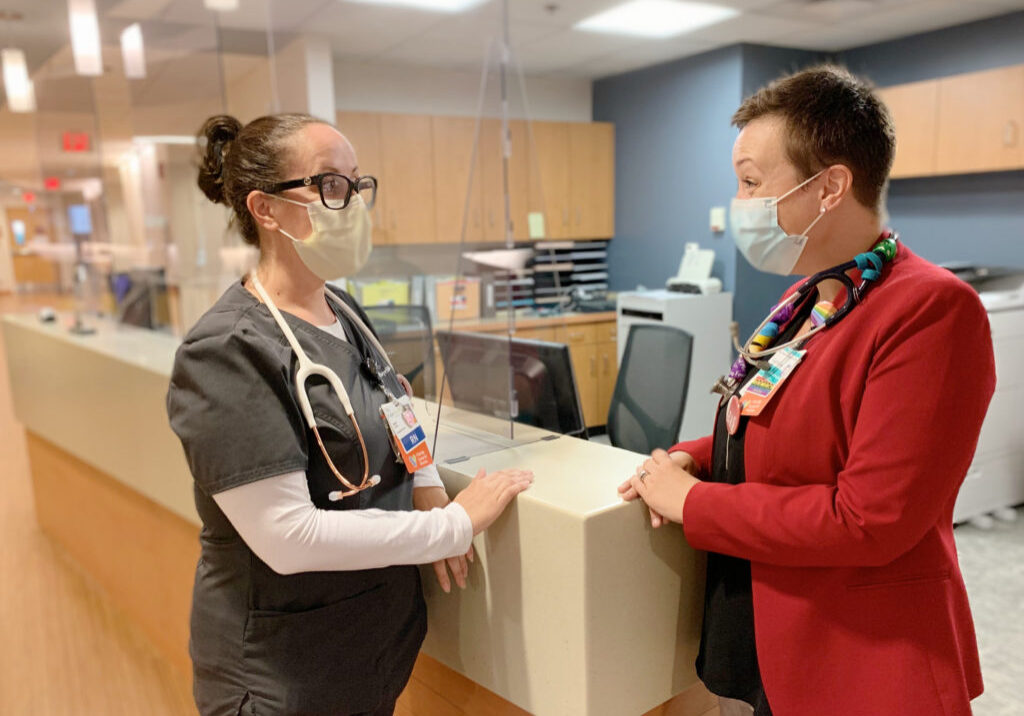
[1,313,712,716]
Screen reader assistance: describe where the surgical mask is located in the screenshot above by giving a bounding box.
[272,194,373,281]
[729,169,827,275]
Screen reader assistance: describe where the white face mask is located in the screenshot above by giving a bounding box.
[272,194,373,281]
[729,169,827,275]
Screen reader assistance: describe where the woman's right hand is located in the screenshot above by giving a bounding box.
[454,468,534,535]
[619,450,697,528]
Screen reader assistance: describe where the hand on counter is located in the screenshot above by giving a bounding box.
[398,373,414,398]
[618,450,700,527]
[454,468,534,535]
[414,485,472,593]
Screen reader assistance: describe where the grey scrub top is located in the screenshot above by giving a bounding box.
[167,281,425,716]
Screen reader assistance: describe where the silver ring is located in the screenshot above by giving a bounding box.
[638,469,649,483]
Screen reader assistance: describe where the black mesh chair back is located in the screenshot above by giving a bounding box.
[361,305,435,399]
[606,324,693,455]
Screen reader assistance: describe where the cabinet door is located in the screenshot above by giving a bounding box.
[379,113,437,244]
[568,122,615,238]
[528,121,571,240]
[877,80,939,178]
[337,111,391,245]
[596,340,619,428]
[936,65,1024,174]
[568,342,600,428]
[480,119,532,243]
[432,116,484,244]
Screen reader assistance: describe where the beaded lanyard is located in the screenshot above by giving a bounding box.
[713,230,900,399]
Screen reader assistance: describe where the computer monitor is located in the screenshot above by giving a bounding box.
[435,330,587,438]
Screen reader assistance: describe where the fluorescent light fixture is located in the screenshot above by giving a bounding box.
[575,0,739,38]
[204,0,240,10]
[2,48,36,113]
[69,0,102,76]
[133,135,197,145]
[344,0,487,12]
[120,23,145,79]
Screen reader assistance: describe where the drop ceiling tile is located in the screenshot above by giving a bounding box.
[579,38,722,78]
[514,28,656,73]
[691,12,821,43]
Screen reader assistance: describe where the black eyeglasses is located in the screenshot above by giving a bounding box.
[264,173,378,210]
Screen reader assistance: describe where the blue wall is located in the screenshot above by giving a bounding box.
[593,46,743,293]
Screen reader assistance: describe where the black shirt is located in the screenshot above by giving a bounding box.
[696,297,814,714]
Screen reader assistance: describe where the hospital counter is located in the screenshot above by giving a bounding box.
[1,313,714,716]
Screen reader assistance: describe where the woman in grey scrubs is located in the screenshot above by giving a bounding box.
[167,113,532,716]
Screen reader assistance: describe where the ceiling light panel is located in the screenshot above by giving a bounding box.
[576,0,740,39]
[120,23,146,79]
[2,48,36,113]
[69,0,103,76]
[344,0,488,13]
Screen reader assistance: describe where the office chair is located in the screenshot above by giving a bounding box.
[362,305,436,400]
[606,324,693,455]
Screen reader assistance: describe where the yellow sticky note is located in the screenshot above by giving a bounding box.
[528,212,546,239]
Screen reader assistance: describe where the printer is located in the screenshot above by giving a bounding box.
[665,242,723,295]
[945,265,1024,526]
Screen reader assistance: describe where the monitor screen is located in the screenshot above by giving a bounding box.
[436,330,586,438]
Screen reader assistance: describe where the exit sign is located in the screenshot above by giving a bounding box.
[62,131,91,153]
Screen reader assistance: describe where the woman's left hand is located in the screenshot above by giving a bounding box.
[618,449,700,525]
[413,485,474,593]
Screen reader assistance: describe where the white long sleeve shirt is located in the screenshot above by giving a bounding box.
[212,317,473,575]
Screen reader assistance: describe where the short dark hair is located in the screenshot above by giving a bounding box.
[732,64,895,211]
[196,113,322,247]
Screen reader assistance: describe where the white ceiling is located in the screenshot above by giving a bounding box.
[3,0,1024,82]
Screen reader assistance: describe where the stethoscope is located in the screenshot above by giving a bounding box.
[249,272,397,501]
[731,232,899,366]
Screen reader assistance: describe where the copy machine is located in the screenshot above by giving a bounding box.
[949,266,1024,526]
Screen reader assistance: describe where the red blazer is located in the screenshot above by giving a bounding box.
[671,244,995,716]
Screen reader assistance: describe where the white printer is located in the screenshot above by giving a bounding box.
[948,266,1024,526]
[665,242,724,295]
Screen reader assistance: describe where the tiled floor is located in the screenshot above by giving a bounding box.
[954,511,1024,715]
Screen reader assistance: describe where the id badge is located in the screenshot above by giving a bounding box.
[738,346,806,417]
[380,395,434,472]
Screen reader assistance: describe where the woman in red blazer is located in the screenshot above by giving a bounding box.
[620,66,995,716]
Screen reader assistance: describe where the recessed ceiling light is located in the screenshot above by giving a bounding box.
[344,0,487,12]
[575,0,739,39]
[120,24,146,79]
[2,48,36,113]
[68,0,102,76]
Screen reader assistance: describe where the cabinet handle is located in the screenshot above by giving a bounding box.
[569,331,584,341]
[390,210,397,230]
[1004,120,1019,148]
[576,207,581,226]
[602,354,609,375]
[590,355,596,377]
[562,208,569,226]
[488,209,494,227]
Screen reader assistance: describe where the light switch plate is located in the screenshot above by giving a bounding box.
[710,206,726,234]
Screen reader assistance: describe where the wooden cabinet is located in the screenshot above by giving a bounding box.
[336,111,391,245]
[433,116,483,243]
[555,320,618,428]
[379,113,436,244]
[528,121,572,240]
[526,121,616,240]
[568,122,615,239]
[338,111,616,243]
[935,65,1024,175]
[877,80,939,178]
[479,119,532,243]
[879,64,1024,178]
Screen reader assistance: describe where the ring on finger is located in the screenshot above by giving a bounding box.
[638,468,649,484]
